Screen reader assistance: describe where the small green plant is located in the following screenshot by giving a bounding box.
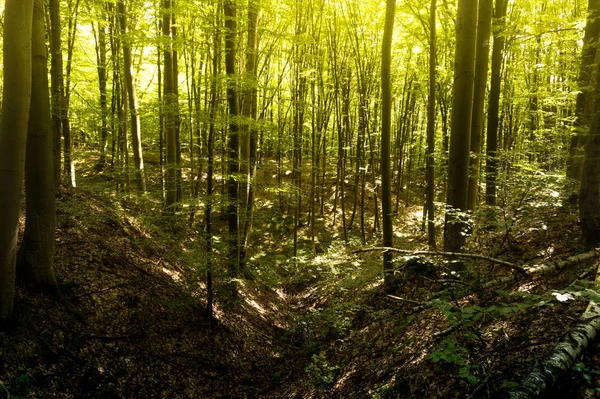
[5,373,33,399]
[429,338,479,385]
[572,362,600,389]
[305,353,339,388]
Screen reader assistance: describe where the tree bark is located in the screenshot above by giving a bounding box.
[381,0,396,286]
[49,0,63,191]
[426,0,437,249]
[567,0,600,183]
[240,0,259,268]
[63,0,79,188]
[0,0,34,321]
[510,304,600,399]
[16,0,58,293]
[95,7,109,168]
[467,0,492,212]
[580,25,600,247]
[443,0,478,254]
[205,0,221,319]
[225,0,240,284]
[118,0,146,194]
[163,0,178,213]
[485,0,508,207]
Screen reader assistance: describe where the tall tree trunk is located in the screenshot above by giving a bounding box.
[63,0,80,188]
[163,0,178,213]
[0,0,34,321]
[118,0,146,194]
[17,0,58,293]
[94,6,109,168]
[467,0,493,211]
[567,0,600,183]
[225,0,240,286]
[580,40,600,247]
[172,13,183,204]
[426,0,437,249]
[240,0,259,268]
[443,0,478,254]
[205,0,221,319]
[381,0,396,286]
[49,0,63,191]
[485,0,508,207]
[156,11,165,201]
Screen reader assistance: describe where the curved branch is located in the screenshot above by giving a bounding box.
[354,247,527,275]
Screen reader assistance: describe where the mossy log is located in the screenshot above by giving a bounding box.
[483,249,600,289]
[509,303,600,399]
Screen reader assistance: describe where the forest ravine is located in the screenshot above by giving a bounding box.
[2,0,600,398]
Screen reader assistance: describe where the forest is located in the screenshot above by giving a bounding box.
[2,0,600,397]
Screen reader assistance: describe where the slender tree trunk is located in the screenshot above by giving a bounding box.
[381,0,396,286]
[426,0,437,249]
[17,0,58,293]
[118,1,146,194]
[485,0,508,207]
[443,0,478,254]
[467,0,492,211]
[156,11,165,201]
[172,13,183,204]
[240,0,259,268]
[224,0,240,285]
[205,0,221,319]
[0,0,34,321]
[163,0,178,213]
[94,7,109,168]
[63,0,80,188]
[49,0,63,191]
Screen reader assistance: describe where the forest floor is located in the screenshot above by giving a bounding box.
[2,158,600,398]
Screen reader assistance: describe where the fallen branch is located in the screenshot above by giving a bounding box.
[484,249,600,289]
[524,250,600,275]
[387,294,427,306]
[510,260,600,399]
[354,247,527,275]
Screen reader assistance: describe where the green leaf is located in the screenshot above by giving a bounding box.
[467,375,478,385]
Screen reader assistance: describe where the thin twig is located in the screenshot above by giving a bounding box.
[387,294,427,306]
[422,276,472,287]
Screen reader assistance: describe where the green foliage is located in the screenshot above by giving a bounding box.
[428,338,479,385]
[429,290,561,386]
[502,380,520,390]
[572,362,600,388]
[304,353,339,389]
[4,374,32,399]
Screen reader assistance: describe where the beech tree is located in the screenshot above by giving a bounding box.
[485,0,508,207]
[17,0,59,293]
[580,16,600,246]
[240,0,260,267]
[381,0,396,284]
[467,0,492,212]
[163,0,179,212]
[49,0,64,190]
[567,0,600,183]
[426,0,437,249]
[0,0,34,321]
[225,0,240,284]
[118,0,146,194]
[443,0,478,254]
